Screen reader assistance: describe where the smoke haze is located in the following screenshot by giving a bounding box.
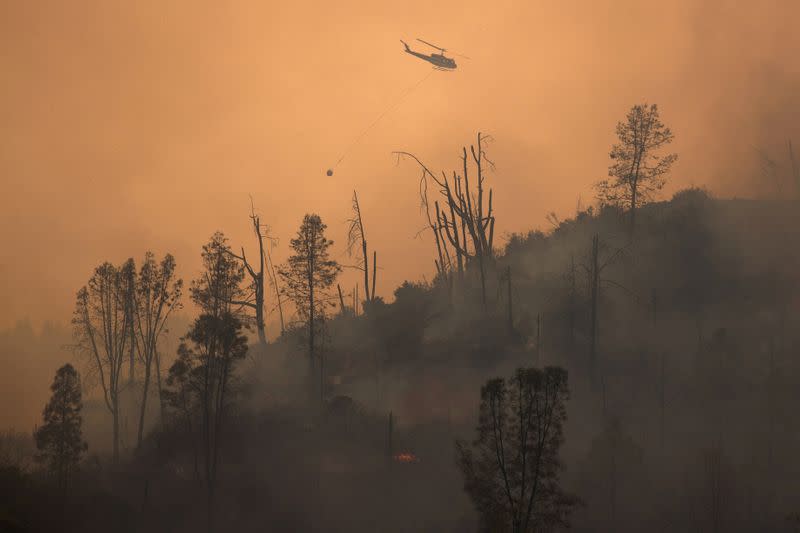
[3,1,799,330]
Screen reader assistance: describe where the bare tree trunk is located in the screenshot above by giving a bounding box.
[371,251,377,302]
[589,235,600,385]
[387,411,394,464]
[610,440,617,528]
[208,359,230,533]
[536,314,541,364]
[266,239,285,335]
[136,356,152,449]
[254,283,266,345]
[229,207,269,345]
[659,352,665,450]
[193,432,199,482]
[449,201,464,276]
[128,269,136,387]
[362,237,370,303]
[568,254,576,351]
[706,444,723,533]
[320,338,325,407]
[207,443,216,533]
[506,265,513,334]
[337,284,346,314]
[112,394,120,463]
[202,358,212,489]
[155,349,165,427]
[255,213,266,345]
[478,249,487,311]
[601,376,607,418]
[350,191,377,304]
[129,336,135,384]
[651,288,658,327]
[432,216,447,280]
[309,276,316,401]
[768,338,775,471]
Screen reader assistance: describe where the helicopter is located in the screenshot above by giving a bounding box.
[400,38,468,70]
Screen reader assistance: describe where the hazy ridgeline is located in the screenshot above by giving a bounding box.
[2,180,799,532]
[2,108,800,533]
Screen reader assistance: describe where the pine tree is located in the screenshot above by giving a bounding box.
[34,364,87,492]
[595,103,677,235]
[191,232,246,318]
[168,232,249,533]
[279,214,341,402]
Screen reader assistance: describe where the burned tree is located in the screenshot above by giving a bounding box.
[588,236,600,383]
[347,190,378,305]
[580,235,631,385]
[265,230,286,336]
[456,367,578,533]
[595,103,677,235]
[72,259,135,463]
[395,132,496,304]
[757,139,800,199]
[505,265,514,334]
[566,254,577,352]
[225,204,271,345]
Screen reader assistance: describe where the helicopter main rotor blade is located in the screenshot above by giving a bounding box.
[417,38,445,52]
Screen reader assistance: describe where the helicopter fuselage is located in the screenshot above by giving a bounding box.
[403,47,457,70]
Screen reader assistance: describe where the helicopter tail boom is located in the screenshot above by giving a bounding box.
[416,38,446,52]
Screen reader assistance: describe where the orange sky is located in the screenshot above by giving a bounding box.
[2,0,800,331]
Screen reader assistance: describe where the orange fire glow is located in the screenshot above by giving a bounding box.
[392,452,420,463]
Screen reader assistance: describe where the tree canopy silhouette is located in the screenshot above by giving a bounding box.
[595,103,677,234]
[34,363,87,492]
[279,214,341,402]
[456,367,578,533]
[72,259,136,463]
